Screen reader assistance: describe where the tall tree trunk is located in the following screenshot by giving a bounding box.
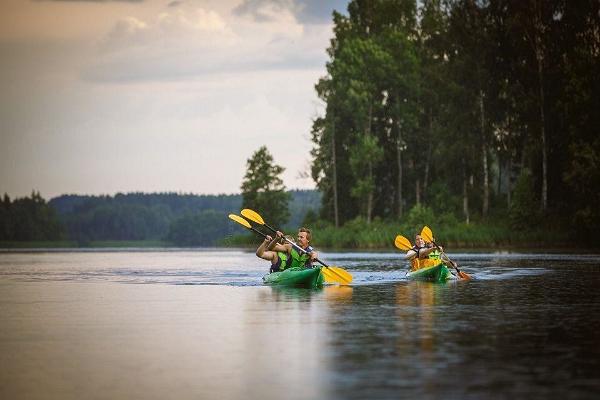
[525,0,548,211]
[366,102,373,224]
[537,49,548,212]
[462,159,470,224]
[480,90,489,218]
[331,118,339,228]
[416,179,421,206]
[507,156,512,208]
[397,127,403,218]
[423,109,433,201]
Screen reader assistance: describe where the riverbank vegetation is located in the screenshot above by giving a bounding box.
[306,0,599,246]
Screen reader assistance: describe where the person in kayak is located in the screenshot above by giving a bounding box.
[405,234,443,271]
[266,228,319,269]
[256,234,293,273]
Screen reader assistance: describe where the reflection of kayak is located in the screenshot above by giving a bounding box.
[263,267,324,288]
[406,262,452,282]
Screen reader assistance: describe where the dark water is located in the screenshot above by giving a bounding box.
[1,249,599,399]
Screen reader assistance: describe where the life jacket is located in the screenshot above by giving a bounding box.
[410,246,423,271]
[270,251,290,273]
[428,248,442,261]
[288,245,313,269]
[410,246,441,271]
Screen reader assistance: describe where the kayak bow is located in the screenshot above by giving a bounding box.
[263,267,324,288]
[406,262,452,283]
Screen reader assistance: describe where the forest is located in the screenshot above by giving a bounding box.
[308,0,599,246]
[0,190,320,247]
[2,0,599,249]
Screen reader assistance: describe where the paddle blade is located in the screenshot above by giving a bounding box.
[240,209,265,225]
[321,266,352,285]
[421,226,434,243]
[322,269,338,284]
[228,214,251,229]
[328,266,353,284]
[394,235,412,251]
[458,270,472,280]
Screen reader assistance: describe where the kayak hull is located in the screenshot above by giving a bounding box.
[263,267,324,288]
[406,262,452,282]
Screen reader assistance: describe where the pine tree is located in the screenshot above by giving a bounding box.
[241,146,291,229]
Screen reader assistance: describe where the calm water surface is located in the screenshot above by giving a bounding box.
[1,249,599,399]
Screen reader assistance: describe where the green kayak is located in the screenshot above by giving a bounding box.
[263,267,324,288]
[406,262,452,282]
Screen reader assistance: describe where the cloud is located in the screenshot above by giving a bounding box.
[81,4,330,83]
[234,0,348,24]
[33,0,145,3]
[102,7,230,47]
[233,0,297,23]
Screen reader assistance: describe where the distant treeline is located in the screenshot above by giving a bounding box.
[0,190,320,246]
[0,192,64,241]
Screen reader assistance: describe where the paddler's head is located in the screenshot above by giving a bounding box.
[297,227,311,248]
[415,234,425,248]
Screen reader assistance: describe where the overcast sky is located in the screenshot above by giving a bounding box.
[0,0,348,199]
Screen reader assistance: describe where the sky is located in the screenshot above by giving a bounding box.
[0,0,349,199]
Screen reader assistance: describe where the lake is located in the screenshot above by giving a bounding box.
[1,249,599,399]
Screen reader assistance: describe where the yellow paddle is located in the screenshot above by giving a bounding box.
[229,213,337,283]
[421,225,471,280]
[239,209,353,285]
[394,235,413,251]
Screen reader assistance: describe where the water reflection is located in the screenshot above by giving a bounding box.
[1,251,599,399]
[395,282,439,355]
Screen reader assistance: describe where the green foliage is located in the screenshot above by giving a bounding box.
[404,204,436,236]
[241,146,291,229]
[3,191,319,247]
[0,192,64,241]
[563,139,600,239]
[311,216,567,250]
[166,210,227,246]
[310,0,599,243]
[509,171,540,230]
[349,135,384,203]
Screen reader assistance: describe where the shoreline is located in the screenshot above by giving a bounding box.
[1,242,598,254]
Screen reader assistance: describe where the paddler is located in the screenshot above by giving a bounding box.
[264,228,319,269]
[256,233,292,273]
[405,234,442,271]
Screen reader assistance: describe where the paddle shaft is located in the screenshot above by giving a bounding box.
[431,241,462,273]
[280,237,332,268]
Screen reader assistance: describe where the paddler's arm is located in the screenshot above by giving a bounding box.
[418,247,437,258]
[405,249,418,260]
[268,231,289,252]
[405,247,436,260]
[256,235,274,258]
[309,250,318,261]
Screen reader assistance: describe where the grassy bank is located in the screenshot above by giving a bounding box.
[220,217,575,250]
[1,222,576,251]
[310,220,573,249]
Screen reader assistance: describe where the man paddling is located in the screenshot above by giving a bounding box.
[256,234,291,273]
[266,228,319,269]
